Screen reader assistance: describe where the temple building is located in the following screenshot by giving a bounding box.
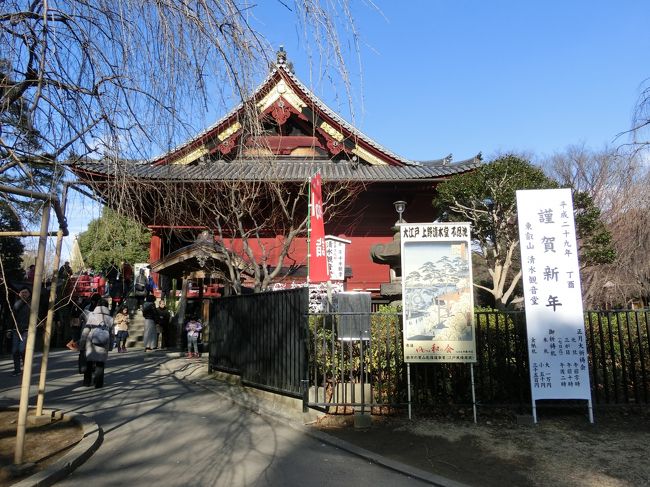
[71,49,481,297]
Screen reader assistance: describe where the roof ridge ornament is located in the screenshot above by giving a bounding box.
[275,45,294,73]
[277,46,287,64]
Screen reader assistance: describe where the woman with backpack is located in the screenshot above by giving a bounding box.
[79,298,114,388]
[134,268,148,311]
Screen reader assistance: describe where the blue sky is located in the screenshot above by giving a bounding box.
[255,1,649,161]
[55,1,649,259]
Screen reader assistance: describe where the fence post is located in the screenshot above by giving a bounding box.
[301,379,309,413]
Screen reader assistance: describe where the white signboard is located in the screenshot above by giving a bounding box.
[516,189,592,407]
[400,223,476,363]
[325,236,351,282]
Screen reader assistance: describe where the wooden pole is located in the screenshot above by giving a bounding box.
[15,202,51,464]
[36,187,68,416]
[0,231,60,237]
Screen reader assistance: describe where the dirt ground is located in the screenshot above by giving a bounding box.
[316,407,650,487]
[0,410,82,486]
[0,406,647,487]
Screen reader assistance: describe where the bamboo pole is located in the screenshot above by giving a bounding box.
[36,186,68,416]
[0,231,60,237]
[15,202,51,464]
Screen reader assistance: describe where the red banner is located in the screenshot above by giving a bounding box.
[309,173,329,282]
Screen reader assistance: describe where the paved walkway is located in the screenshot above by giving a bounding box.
[0,350,447,486]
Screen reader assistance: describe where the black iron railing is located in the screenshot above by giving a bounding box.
[208,288,309,398]
[306,308,650,412]
[208,293,650,411]
[585,310,650,404]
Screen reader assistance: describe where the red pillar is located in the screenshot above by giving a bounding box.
[149,232,162,286]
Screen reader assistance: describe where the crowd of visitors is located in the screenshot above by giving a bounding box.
[6,261,204,387]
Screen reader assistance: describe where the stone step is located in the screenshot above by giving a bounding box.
[130,313,146,348]
[115,312,146,349]
[113,308,171,350]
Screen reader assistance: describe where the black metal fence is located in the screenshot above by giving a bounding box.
[586,310,650,404]
[208,287,309,398]
[306,311,404,412]
[207,290,650,412]
[307,308,650,412]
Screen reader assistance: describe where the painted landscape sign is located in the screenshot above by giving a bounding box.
[516,188,592,409]
[400,223,476,363]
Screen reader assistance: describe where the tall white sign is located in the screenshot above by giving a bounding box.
[325,235,351,282]
[516,189,593,422]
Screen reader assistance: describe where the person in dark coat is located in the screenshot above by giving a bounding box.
[142,295,157,351]
[155,301,171,348]
[105,261,119,282]
[134,268,148,310]
[159,274,171,302]
[10,287,31,376]
[66,296,84,349]
[58,261,73,281]
[121,261,133,287]
[25,265,35,282]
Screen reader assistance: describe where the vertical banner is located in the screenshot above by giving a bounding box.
[309,173,329,282]
[516,189,592,403]
[401,223,476,363]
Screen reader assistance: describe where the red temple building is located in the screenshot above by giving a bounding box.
[71,50,481,297]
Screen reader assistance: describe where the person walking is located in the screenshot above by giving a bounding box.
[120,261,133,289]
[66,296,84,350]
[146,272,156,295]
[58,261,73,281]
[9,287,31,376]
[104,261,119,298]
[155,301,171,348]
[114,305,130,352]
[185,316,202,358]
[134,268,148,311]
[79,299,113,388]
[98,272,107,297]
[142,295,157,351]
[159,274,171,301]
[81,293,101,326]
[25,265,35,282]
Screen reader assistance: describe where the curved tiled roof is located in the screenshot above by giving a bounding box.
[71,156,482,182]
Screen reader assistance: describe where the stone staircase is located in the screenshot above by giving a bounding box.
[125,311,145,350]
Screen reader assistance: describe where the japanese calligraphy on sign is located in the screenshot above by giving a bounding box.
[516,189,592,401]
[400,223,476,363]
[309,173,329,282]
[325,236,351,282]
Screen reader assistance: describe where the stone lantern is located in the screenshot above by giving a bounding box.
[370,200,407,304]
